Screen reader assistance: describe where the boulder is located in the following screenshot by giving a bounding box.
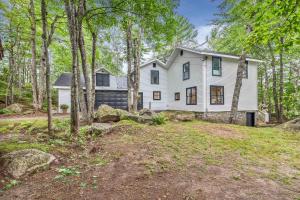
[0,149,56,178]
[124,114,153,124]
[87,123,114,136]
[95,105,129,123]
[175,113,195,121]
[6,103,23,113]
[139,108,155,117]
[278,118,300,131]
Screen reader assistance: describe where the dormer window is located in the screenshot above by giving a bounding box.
[153,62,156,68]
[96,73,110,86]
[212,56,222,76]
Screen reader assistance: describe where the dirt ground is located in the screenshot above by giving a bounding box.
[1,121,299,200]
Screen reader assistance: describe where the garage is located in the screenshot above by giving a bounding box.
[95,90,128,110]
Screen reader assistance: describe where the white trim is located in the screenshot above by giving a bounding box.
[140,59,166,68]
[53,86,70,89]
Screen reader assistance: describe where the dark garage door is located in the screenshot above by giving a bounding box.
[95,90,128,110]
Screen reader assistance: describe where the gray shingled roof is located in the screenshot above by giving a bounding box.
[54,72,127,89]
[54,73,85,87]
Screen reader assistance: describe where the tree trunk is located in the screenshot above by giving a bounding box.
[278,37,284,123]
[229,53,246,124]
[268,43,279,122]
[41,0,53,134]
[64,0,80,135]
[91,32,97,114]
[264,63,272,115]
[7,46,15,105]
[0,38,4,60]
[78,0,92,124]
[29,0,39,112]
[132,30,142,112]
[126,23,133,112]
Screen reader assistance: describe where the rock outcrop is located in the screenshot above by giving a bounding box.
[0,149,56,178]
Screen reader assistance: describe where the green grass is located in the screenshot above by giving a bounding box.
[0,141,50,153]
[115,120,300,184]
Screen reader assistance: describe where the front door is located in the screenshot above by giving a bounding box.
[246,112,255,127]
[137,92,143,110]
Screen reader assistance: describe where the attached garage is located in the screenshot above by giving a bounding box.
[95,90,128,110]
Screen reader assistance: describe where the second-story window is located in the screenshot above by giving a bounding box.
[183,62,190,80]
[96,73,110,86]
[151,70,159,84]
[212,56,222,76]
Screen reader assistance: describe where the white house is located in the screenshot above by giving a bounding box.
[54,47,261,125]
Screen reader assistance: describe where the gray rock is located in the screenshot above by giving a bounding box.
[0,149,56,178]
[175,113,195,121]
[278,118,300,131]
[95,104,129,123]
[124,114,153,124]
[88,123,114,136]
[139,108,155,117]
[6,103,23,113]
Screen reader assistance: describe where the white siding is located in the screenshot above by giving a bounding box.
[205,56,258,112]
[58,89,71,113]
[139,62,168,110]
[167,51,205,112]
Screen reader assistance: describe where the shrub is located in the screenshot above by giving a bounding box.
[0,108,13,115]
[152,113,167,125]
[60,104,69,110]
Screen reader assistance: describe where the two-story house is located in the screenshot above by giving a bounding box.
[54,47,261,125]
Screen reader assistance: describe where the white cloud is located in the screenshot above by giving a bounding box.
[196,25,213,48]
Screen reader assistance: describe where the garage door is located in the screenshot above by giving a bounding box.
[95,90,128,110]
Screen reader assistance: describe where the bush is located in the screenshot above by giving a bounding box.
[60,104,69,110]
[152,113,167,125]
[0,108,13,115]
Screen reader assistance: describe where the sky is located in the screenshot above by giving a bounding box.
[176,0,222,45]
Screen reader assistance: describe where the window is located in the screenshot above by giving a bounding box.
[153,62,156,68]
[210,86,224,105]
[96,73,110,86]
[242,61,248,78]
[153,91,161,100]
[183,62,190,80]
[186,87,197,105]
[151,70,159,84]
[212,56,222,76]
[175,92,180,101]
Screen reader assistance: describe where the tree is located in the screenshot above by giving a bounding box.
[28,0,39,112]
[64,0,80,135]
[0,37,3,60]
[41,0,52,133]
[210,0,300,123]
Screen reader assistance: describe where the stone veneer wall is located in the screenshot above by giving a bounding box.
[195,111,258,126]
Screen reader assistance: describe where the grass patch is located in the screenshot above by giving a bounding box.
[0,141,50,154]
[112,120,300,184]
[89,155,109,166]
